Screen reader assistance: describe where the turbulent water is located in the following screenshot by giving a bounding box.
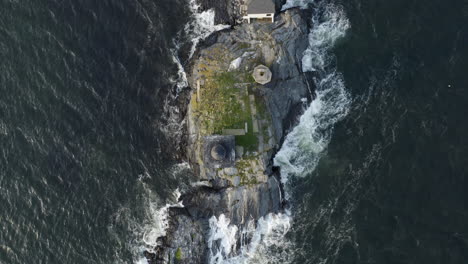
[1,0,468,264]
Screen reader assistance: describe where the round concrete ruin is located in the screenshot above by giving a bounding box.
[252,65,272,85]
[211,144,227,161]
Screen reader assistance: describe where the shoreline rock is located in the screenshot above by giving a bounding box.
[146,2,313,263]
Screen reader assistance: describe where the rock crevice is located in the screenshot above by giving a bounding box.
[146,2,312,263]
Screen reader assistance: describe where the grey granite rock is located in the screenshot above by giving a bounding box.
[149,7,311,264]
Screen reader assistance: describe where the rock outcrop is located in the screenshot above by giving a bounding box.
[196,0,288,25]
[146,3,312,264]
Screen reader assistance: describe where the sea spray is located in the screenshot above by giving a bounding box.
[302,4,350,72]
[131,164,188,264]
[169,0,229,90]
[208,214,239,264]
[274,70,351,187]
[282,0,314,10]
[207,212,293,264]
[206,2,352,263]
[162,0,230,143]
[135,1,230,262]
[185,0,230,57]
[275,1,350,184]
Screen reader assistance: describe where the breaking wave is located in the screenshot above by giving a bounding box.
[135,1,351,263]
[185,0,230,57]
[207,212,293,264]
[162,0,230,146]
[275,1,350,185]
[130,163,189,264]
[281,0,313,10]
[206,2,352,263]
[132,1,230,262]
[302,4,350,72]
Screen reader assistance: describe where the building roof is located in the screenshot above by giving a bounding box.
[248,0,275,14]
[252,65,272,85]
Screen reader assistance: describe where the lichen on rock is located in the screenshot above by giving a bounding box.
[147,3,312,263]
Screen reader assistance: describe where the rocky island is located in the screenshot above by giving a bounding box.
[146,0,313,263]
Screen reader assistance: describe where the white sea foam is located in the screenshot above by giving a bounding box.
[185,0,230,57]
[275,2,350,186]
[208,214,239,264]
[141,188,183,250]
[122,163,190,264]
[164,0,230,134]
[281,0,314,11]
[274,70,350,187]
[207,212,293,264]
[301,4,350,72]
[206,2,351,263]
[170,49,189,92]
[167,0,230,95]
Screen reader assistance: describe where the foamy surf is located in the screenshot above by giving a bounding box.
[134,1,230,262]
[170,0,230,90]
[282,0,313,11]
[274,2,350,184]
[302,3,350,72]
[128,163,190,264]
[207,212,293,264]
[163,0,231,141]
[205,2,352,263]
[185,0,230,57]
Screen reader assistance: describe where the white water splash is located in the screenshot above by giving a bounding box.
[274,70,350,187]
[125,164,190,264]
[169,49,189,91]
[140,189,183,250]
[169,0,229,90]
[206,2,352,264]
[274,2,350,185]
[208,214,239,264]
[281,0,313,11]
[302,4,350,72]
[207,212,292,264]
[185,0,230,57]
[162,0,231,153]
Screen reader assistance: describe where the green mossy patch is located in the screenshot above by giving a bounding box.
[175,248,183,261]
[193,63,257,136]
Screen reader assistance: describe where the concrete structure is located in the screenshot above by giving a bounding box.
[203,135,235,169]
[222,129,246,136]
[252,65,272,84]
[211,144,227,161]
[242,0,275,23]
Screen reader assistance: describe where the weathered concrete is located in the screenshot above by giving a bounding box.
[147,3,311,263]
[252,65,272,84]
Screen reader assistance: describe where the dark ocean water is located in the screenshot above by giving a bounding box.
[0,0,191,263]
[287,0,468,263]
[1,0,468,264]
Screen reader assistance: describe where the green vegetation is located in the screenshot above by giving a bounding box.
[190,44,277,184]
[235,118,258,152]
[215,72,237,88]
[244,72,256,83]
[175,248,183,261]
[192,53,257,136]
